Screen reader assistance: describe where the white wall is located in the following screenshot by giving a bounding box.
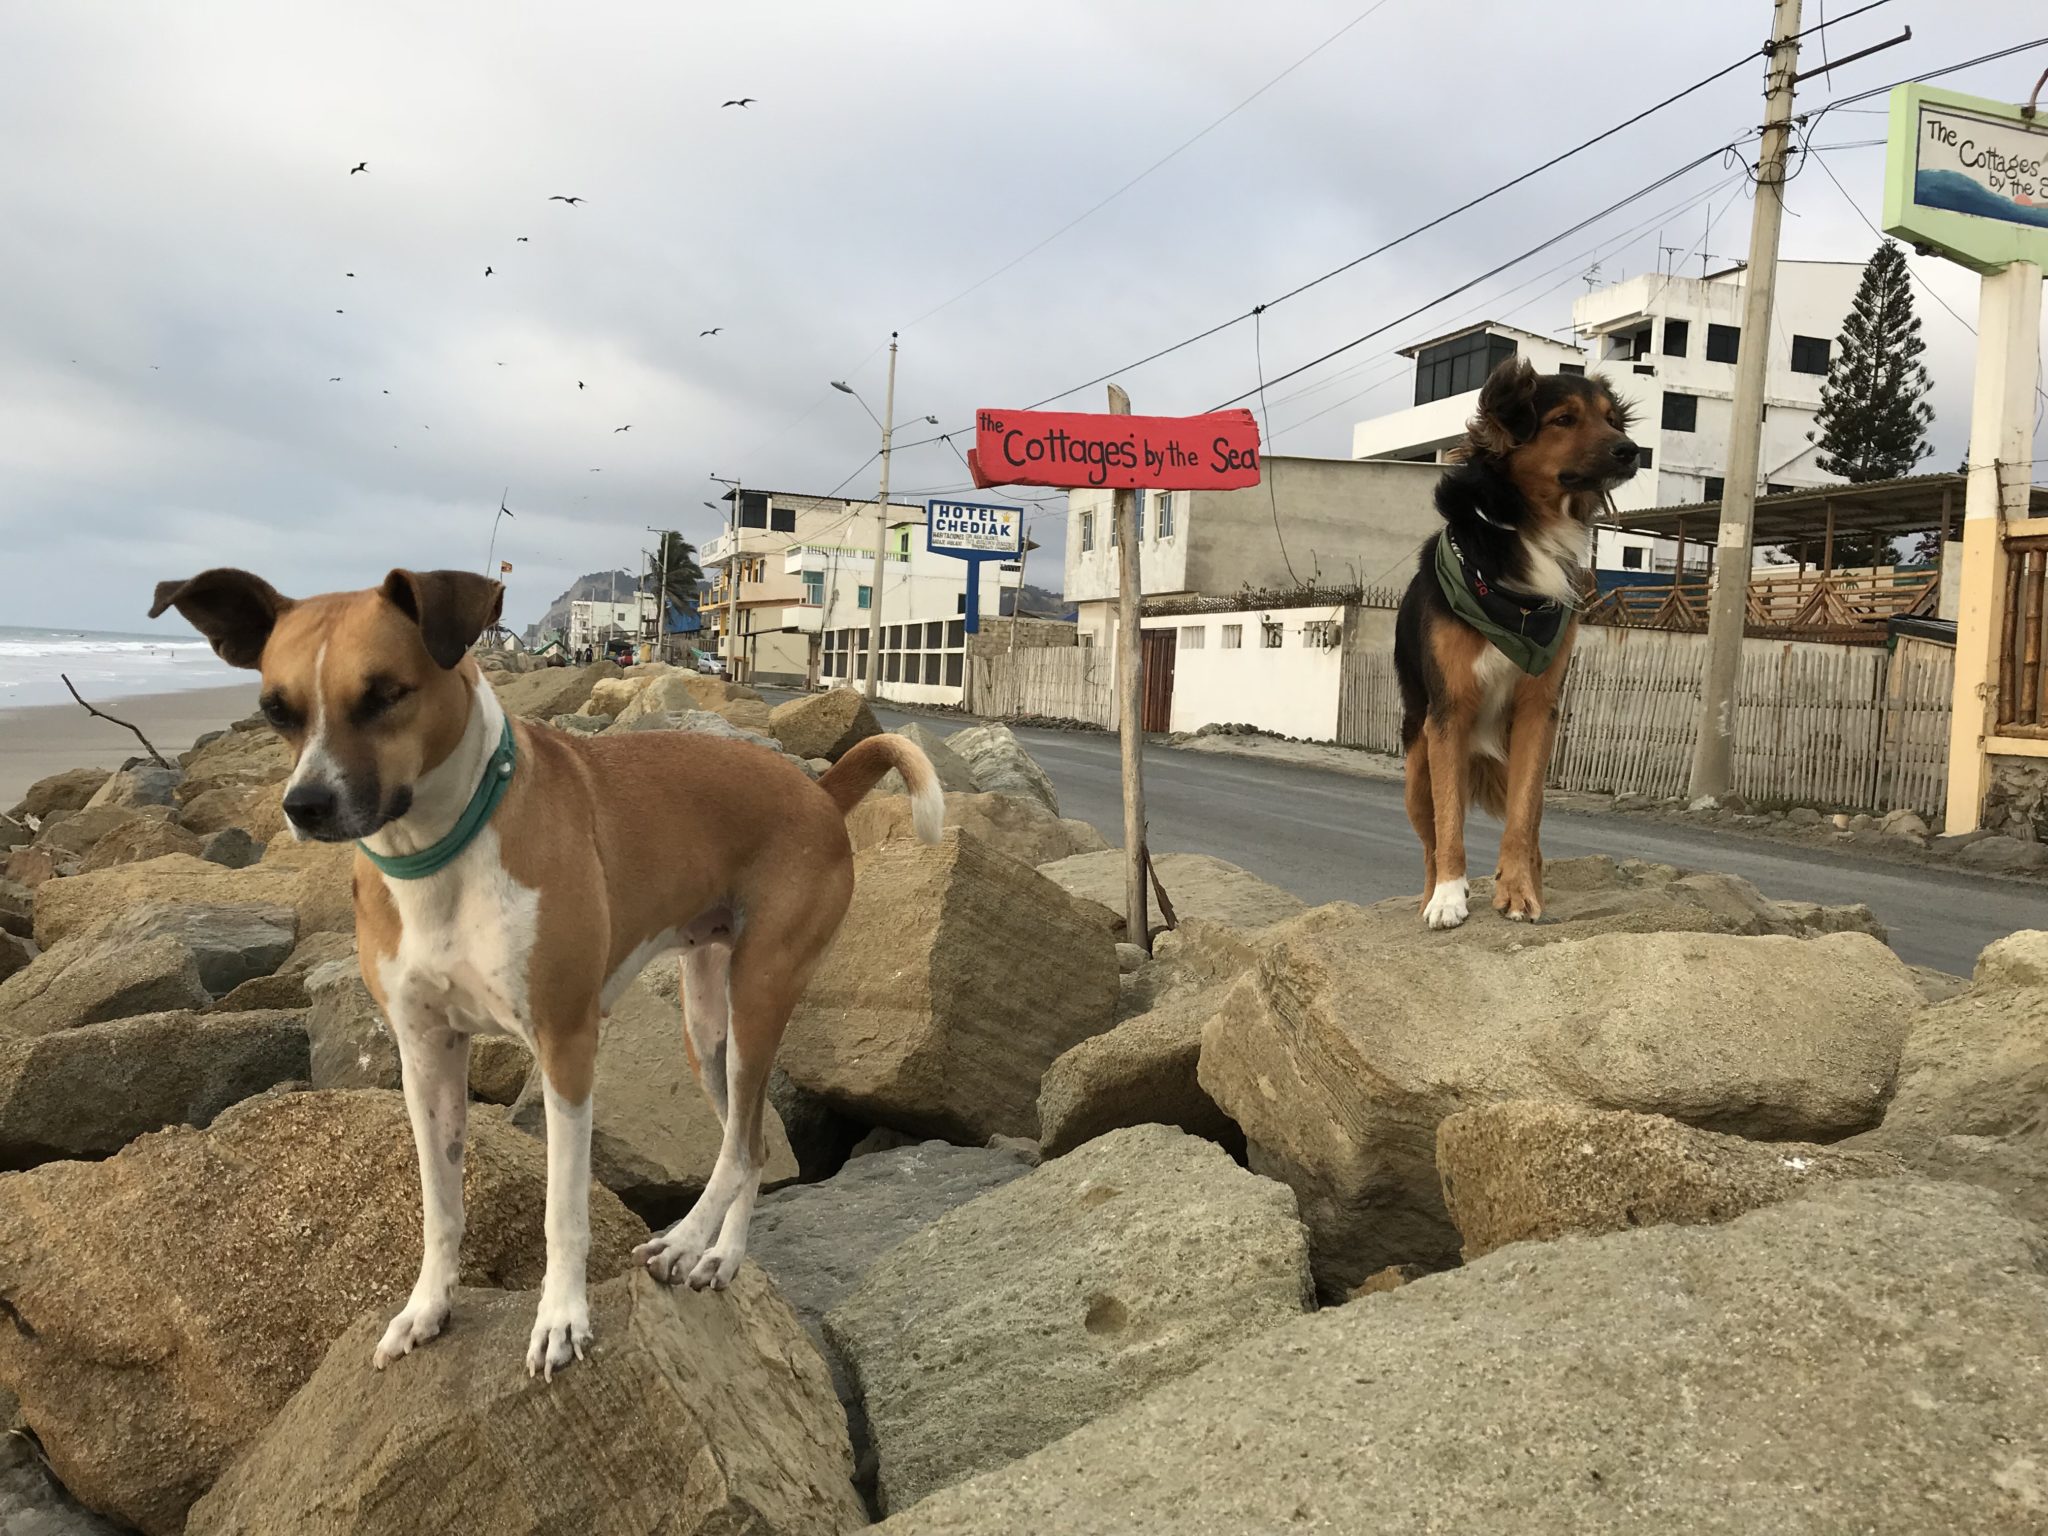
[813,532,1020,704]
[1143,605,1347,741]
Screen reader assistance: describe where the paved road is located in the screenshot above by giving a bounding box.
[830,699,2048,976]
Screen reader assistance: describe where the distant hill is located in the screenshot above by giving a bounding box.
[521,569,638,646]
[1001,582,1067,617]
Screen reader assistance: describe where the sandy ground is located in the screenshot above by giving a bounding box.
[0,683,257,810]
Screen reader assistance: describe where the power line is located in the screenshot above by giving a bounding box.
[903,0,1404,329]
[1206,142,1737,410]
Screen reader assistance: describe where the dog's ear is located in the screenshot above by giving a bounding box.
[148,569,292,669]
[1469,357,1541,457]
[380,569,505,669]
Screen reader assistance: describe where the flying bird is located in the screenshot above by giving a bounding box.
[329,376,342,382]
[350,162,367,174]
[516,236,529,242]
[722,98,756,108]
[484,265,494,276]
[699,327,722,336]
[345,272,354,277]
[548,195,585,206]
[577,381,585,389]
[382,389,389,394]
[335,309,344,314]
[613,425,631,433]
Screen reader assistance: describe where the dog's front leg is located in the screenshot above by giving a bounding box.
[1421,715,1473,930]
[527,1022,598,1380]
[373,1005,470,1369]
[1494,676,1561,922]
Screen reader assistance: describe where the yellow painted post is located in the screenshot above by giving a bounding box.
[1944,260,2043,832]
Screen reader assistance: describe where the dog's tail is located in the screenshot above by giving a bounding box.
[817,734,945,844]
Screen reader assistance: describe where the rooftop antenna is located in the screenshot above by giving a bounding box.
[1659,242,1685,276]
[1581,261,1604,293]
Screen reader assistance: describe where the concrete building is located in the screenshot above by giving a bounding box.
[813,516,1024,705]
[1350,261,1866,573]
[703,490,921,686]
[1062,456,1442,651]
[567,592,653,655]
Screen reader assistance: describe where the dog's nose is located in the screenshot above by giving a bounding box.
[282,782,339,833]
[1612,438,1640,465]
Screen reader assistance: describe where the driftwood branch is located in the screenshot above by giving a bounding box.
[60,673,171,769]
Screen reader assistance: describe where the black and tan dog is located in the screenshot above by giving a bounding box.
[1393,357,1638,929]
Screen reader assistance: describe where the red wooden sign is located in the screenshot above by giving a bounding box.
[968,407,1263,492]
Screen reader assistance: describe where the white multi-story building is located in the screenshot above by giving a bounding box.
[1350,262,1865,573]
[567,592,654,654]
[812,515,1023,705]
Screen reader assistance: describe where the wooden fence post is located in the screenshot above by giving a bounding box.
[1107,383,1150,950]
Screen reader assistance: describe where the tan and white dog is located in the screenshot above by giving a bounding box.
[151,566,942,1378]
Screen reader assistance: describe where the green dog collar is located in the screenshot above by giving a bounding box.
[357,715,517,880]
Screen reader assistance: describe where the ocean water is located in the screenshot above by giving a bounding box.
[0,625,236,711]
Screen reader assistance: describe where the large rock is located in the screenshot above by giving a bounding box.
[875,1181,2048,1535]
[74,814,204,871]
[781,832,1119,1142]
[1197,905,1922,1288]
[876,720,978,795]
[488,659,621,720]
[2,848,71,891]
[1037,920,1257,1157]
[0,933,30,985]
[0,1423,128,1536]
[34,803,174,859]
[826,1125,1312,1514]
[187,1270,865,1536]
[0,879,28,939]
[173,724,291,807]
[1437,1101,1904,1260]
[0,1009,308,1168]
[611,670,774,735]
[82,764,181,811]
[33,846,352,948]
[0,932,209,1037]
[578,672,654,718]
[769,688,882,761]
[607,705,779,747]
[96,901,296,997]
[9,768,110,822]
[0,1089,646,1535]
[176,782,287,842]
[1040,850,1307,933]
[208,928,354,1012]
[946,722,1058,814]
[847,790,1107,868]
[509,966,797,1225]
[305,959,563,1109]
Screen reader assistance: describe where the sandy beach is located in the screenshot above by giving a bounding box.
[0,683,258,810]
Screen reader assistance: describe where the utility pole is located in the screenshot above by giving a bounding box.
[710,475,743,681]
[864,334,899,700]
[646,527,672,663]
[1108,383,1150,951]
[1687,0,1802,802]
[1008,528,1030,659]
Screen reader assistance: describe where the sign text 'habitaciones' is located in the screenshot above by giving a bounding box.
[968,407,1263,491]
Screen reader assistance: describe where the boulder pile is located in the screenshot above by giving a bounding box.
[3,673,2045,1533]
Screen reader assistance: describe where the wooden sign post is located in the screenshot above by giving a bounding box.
[969,396,1262,951]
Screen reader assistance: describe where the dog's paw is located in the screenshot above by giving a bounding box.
[525,1292,591,1382]
[683,1238,748,1292]
[1422,877,1470,930]
[1492,869,1543,923]
[634,1223,709,1286]
[372,1297,450,1370]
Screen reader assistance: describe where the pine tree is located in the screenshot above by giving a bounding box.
[1809,241,1935,566]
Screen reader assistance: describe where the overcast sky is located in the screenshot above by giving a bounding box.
[4,2,2044,635]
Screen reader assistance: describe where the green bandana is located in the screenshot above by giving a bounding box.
[1433,531,1572,677]
[357,716,517,880]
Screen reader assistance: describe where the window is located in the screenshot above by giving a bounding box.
[885,654,900,683]
[1637,447,1653,470]
[738,491,769,529]
[887,624,902,648]
[1221,624,1243,650]
[1766,482,1793,496]
[947,619,965,648]
[1662,319,1690,357]
[1662,392,1699,432]
[1261,620,1284,649]
[1705,324,1740,364]
[1079,509,1095,553]
[1622,546,1645,570]
[1302,620,1340,649]
[924,654,941,685]
[946,652,964,688]
[801,571,822,605]
[1704,476,1725,502]
[1559,362,1585,376]
[857,585,872,609]
[895,528,912,556]
[1630,327,1653,360]
[769,505,797,533]
[1790,335,1831,375]
[926,620,942,648]
[904,622,921,650]
[1632,364,1656,376]
[1134,489,1146,541]
[1156,492,1175,538]
[1413,330,1518,406]
[1181,624,1206,650]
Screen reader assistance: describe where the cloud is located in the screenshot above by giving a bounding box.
[1,1,2041,635]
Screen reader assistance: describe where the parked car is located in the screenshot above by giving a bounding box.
[693,655,726,677]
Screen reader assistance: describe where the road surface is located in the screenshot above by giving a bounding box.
[791,694,2048,976]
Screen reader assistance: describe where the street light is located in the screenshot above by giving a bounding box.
[709,472,743,682]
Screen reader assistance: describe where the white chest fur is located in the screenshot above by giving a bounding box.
[373,826,543,1047]
[1469,646,1520,763]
